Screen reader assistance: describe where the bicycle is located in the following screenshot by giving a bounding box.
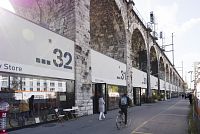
[115,110,131,130]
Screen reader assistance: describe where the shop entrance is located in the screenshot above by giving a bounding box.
[133,87,141,106]
[92,83,107,114]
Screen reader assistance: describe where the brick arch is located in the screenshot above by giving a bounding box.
[150,46,158,77]
[131,28,147,71]
[159,57,165,80]
[90,0,127,63]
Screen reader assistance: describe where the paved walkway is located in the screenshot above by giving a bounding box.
[9,98,190,134]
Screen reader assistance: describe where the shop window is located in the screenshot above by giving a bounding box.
[2,81,8,87]
[0,73,74,129]
[107,85,126,110]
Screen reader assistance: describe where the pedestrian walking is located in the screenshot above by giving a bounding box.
[181,94,184,99]
[119,93,131,125]
[188,93,192,105]
[29,95,34,117]
[98,95,105,120]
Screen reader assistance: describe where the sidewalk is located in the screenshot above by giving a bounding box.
[9,98,190,134]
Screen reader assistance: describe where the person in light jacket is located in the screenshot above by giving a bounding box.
[98,96,105,120]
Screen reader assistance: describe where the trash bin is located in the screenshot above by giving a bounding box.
[0,100,9,134]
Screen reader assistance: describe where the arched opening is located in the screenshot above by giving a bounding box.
[172,72,174,85]
[166,64,169,82]
[170,68,172,84]
[90,0,126,63]
[150,46,158,77]
[131,29,147,71]
[159,57,165,80]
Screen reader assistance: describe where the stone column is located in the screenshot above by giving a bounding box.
[74,0,93,115]
[126,1,133,100]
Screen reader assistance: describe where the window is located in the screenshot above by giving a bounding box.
[58,82,62,87]
[50,82,55,87]
[50,88,55,91]
[37,82,40,86]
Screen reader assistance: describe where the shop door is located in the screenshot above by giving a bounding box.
[93,83,107,114]
[133,87,141,106]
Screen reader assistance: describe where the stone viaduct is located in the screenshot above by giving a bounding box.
[7,0,184,115]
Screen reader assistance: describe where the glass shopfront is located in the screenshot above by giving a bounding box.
[0,73,74,129]
[141,88,147,103]
[133,87,141,106]
[0,9,75,130]
[92,84,126,113]
[107,85,126,110]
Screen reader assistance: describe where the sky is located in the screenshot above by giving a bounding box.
[0,0,199,87]
[134,0,200,87]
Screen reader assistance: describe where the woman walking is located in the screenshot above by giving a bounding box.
[98,96,105,120]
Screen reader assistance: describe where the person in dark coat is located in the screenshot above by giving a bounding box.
[29,95,34,116]
[188,93,192,105]
[119,93,130,125]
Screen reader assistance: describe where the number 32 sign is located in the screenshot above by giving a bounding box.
[53,48,72,69]
[36,48,73,70]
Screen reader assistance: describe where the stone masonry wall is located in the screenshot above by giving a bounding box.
[74,0,92,115]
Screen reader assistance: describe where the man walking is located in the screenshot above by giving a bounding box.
[119,93,130,125]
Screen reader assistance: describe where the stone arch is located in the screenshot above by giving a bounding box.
[150,46,158,77]
[170,68,172,84]
[131,28,147,71]
[159,57,165,80]
[172,72,174,85]
[175,76,178,86]
[90,0,126,63]
[166,64,169,82]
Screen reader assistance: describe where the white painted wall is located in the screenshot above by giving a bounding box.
[91,50,126,86]
[160,79,165,91]
[132,68,147,88]
[151,75,158,90]
[166,82,170,91]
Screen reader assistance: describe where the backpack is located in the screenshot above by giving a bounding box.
[121,96,127,105]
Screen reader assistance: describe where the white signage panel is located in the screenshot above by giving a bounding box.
[91,50,126,86]
[160,79,165,90]
[150,75,158,90]
[0,9,74,79]
[166,82,170,91]
[132,68,147,88]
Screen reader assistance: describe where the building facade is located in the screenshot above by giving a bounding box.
[0,0,184,129]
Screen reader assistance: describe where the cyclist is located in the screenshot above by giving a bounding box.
[119,93,131,125]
